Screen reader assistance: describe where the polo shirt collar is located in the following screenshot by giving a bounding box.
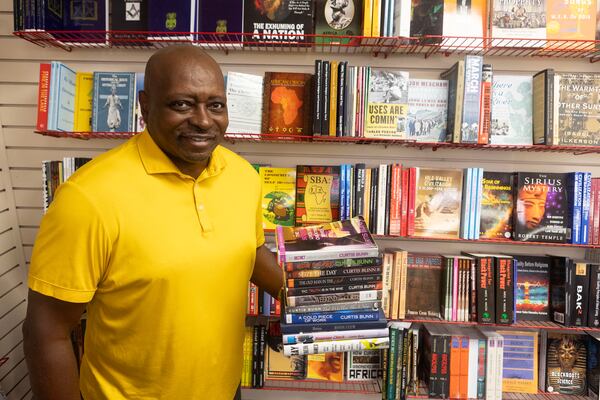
[137,130,227,179]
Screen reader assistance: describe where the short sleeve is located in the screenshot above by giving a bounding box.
[255,173,265,248]
[29,181,112,303]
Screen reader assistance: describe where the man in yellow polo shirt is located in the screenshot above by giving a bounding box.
[23,46,283,399]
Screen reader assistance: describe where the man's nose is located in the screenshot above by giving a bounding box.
[188,105,212,129]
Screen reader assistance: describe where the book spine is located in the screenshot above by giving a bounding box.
[285,300,382,314]
[595,178,600,245]
[283,337,389,356]
[283,328,390,344]
[287,273,381,288]
[340,163,347,220]
[377,164,387,235]
[329,61,339,136]
[452,258,459,321]
[572,262,589,326]
[258,325,266,388]
[346,164,352,220]
[461,56,483,143]
[386,327,399,399]
[282,247,381,263]
[280,318,388,334]
[439,335,451,398]
[589,264,600,328]
[313,60,323,136]
[477,257,495,324]
[400,329,410,397]
[286,264,383,279]
[407,167,416,236]
[581,172,592,244]
[428,335,440,397]
[470,259,477,322]
[287,281,383,296]
[400,167,409,236]
[477,338,486,399]
[478,64,492,144]
[287,290,382,307]
[384,163,392,235]
[495,257,514,325]
[355,163,366,217]
[36,63,51,131]
[398,251,409,320]
[389,164,402,236]
[370,167,379,233]
[251,325,259,388]
[285,309,380,324]
[394,327,405,400]
[260,72,272,134]
[285,257,382,272]
[322,61,330,136]
[449,336,461,399]
[337,61,347,136]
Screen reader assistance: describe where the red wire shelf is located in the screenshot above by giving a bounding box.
[242,378,381,394]
[34,131,600,155]
[13,31,600,62]
[397,316,600,333]
[408,390,595,399]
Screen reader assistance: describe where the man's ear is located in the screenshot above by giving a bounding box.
[139,90,149,122]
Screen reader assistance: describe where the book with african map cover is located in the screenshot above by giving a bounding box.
[295,165,340,226]
[261,72,313,136]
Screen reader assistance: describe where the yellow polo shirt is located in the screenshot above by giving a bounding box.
[29,131,264,399]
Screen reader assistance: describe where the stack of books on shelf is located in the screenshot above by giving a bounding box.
[275,216,390,356]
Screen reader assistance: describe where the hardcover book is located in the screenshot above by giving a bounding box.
[198,0,243,35]
[479,171,514,240]
[460,55,483,143]
[295,165,340,225]
[314,0,363,45]
[490,75,533,145]
[546,333,588,395]
[412,168,463,239]
[490,0,546,44]
[307,353,345,382]
[405,253,443,318]
[407,78,448,143]
[243,0,314,44]
[259,167,296,230]
[73,72,93,132]
[513,172,568,243]
[546,0,597,44]
[262,72,312,136]
[226,72,263,134]
[514,255,550,321]
[62,0,109,45]
[276,216,379,263]
[147,0,197,40]
[346,350,384,381]
[556,73,600,146]
[498,330,538,393]
[53,62,77,132]
[92,72,136,133]
[409,0,444,39]
[549,256,572,325]
[364,68,409,139]
[110,0,149,45]
[441,0,486,38]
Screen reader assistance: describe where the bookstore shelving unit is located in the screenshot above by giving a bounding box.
[11,28,600,400]
[12,31,600,62]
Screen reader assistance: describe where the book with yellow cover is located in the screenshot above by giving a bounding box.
[73,72,93,132]
[307,352,345,382]
[364,68,409,139]
[546,0,597,45]
[295,165,341,226]
[329,61,339,137]
[259,167,296,231]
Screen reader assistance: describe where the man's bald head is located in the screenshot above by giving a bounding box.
[144,45,223,96]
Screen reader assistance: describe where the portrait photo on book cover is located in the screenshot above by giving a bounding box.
[324,0,355,30]
[515,181,565,240]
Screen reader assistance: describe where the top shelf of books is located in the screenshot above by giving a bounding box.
[12,31,600,62]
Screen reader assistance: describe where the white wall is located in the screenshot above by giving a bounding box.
[1,0,600,397]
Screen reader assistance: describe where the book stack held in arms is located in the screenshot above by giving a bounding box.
[276,216,389,356]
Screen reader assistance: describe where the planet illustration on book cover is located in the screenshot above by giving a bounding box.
[264,191,295,226]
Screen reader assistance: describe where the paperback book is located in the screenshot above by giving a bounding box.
[490,75,533,145]
[546,333,588,395]
[243,0,314,44]
[226,72,263,134]
[514,255,550,321]
[314,0,363,45]
[479,171,514,240]
[262,72,313,136]
[91,72,136,133]
[295,165,340,225]
[364,69,409,139]
[407,79,448,143]
[259,167,296,230]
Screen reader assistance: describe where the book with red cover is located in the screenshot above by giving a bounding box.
[36,63,51,131]
[261,72,313,136]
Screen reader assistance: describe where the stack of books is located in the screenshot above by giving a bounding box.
[276,216,389,356]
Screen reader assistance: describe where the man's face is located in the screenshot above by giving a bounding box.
[140,56,228,178]
[517,184,547,230]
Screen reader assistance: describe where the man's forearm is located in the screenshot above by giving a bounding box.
[252,245,284,298]
[24,332,81,400]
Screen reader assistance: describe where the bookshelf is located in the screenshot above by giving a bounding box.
[11,31,600,62]
[7,19,600,400]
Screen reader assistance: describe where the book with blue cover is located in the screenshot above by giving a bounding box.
[460,55,483,143]
[59,0,109,45]
[92,72,136,133]
[147,0,197,40]
[198,0,243,34]
[55,63,77,131]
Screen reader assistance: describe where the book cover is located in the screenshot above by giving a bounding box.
[407,78,448,143]
[409,0,444,38]
[315,0,363,45]
[556,73,600,146]
[284,337,388,355]
[36,63,51,131]
[546,0,597,43]
[226,72,264,134]
[546,333,588,395]
[491,0,546,42]
[570,261,590,326]
[73,72,93,132]
[147,0,196,40]
[465,253,495,324]
[412,168,463,239]
[364,68,409,139]
[441,0,486,38]
[92,72,136,133]
[588,264,600,327]
[243,0,314,44]
[514,255,550,321]
[405,253,443,318]
[460,55,483,143]
[490,75,533,145]
[478,64,492,144]
[265,342,307,380]
[285,309,381,324]
[347,350,384,381]
[259,167,296,230]
[498,330,538,393]
[549,256,572,325]
[495,256,515,324]
[62,0,109,42]
[135,72,145,133]
[295,165,340,225]
[55,63,77,132]
[307,353,345,382]
[110,0,148,45]
[262,72,312,136]
[513,172,568,243]
[287,274,381,288]
[532,68,556,145]
[198,0,243,34]
[284,256,382,272]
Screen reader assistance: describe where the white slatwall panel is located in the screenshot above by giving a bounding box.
[1,0,600,397]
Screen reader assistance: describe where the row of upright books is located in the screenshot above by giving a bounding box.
[257,164,598,245]
[236,59,600,147]
[381,250,600,329]
[14,0,600,46]
[42,157,91,212]
[36,62,143,134]
[384,324,600,399]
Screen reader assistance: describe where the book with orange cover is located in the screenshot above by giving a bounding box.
[546,0,597,47]
[261,72,313,136]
